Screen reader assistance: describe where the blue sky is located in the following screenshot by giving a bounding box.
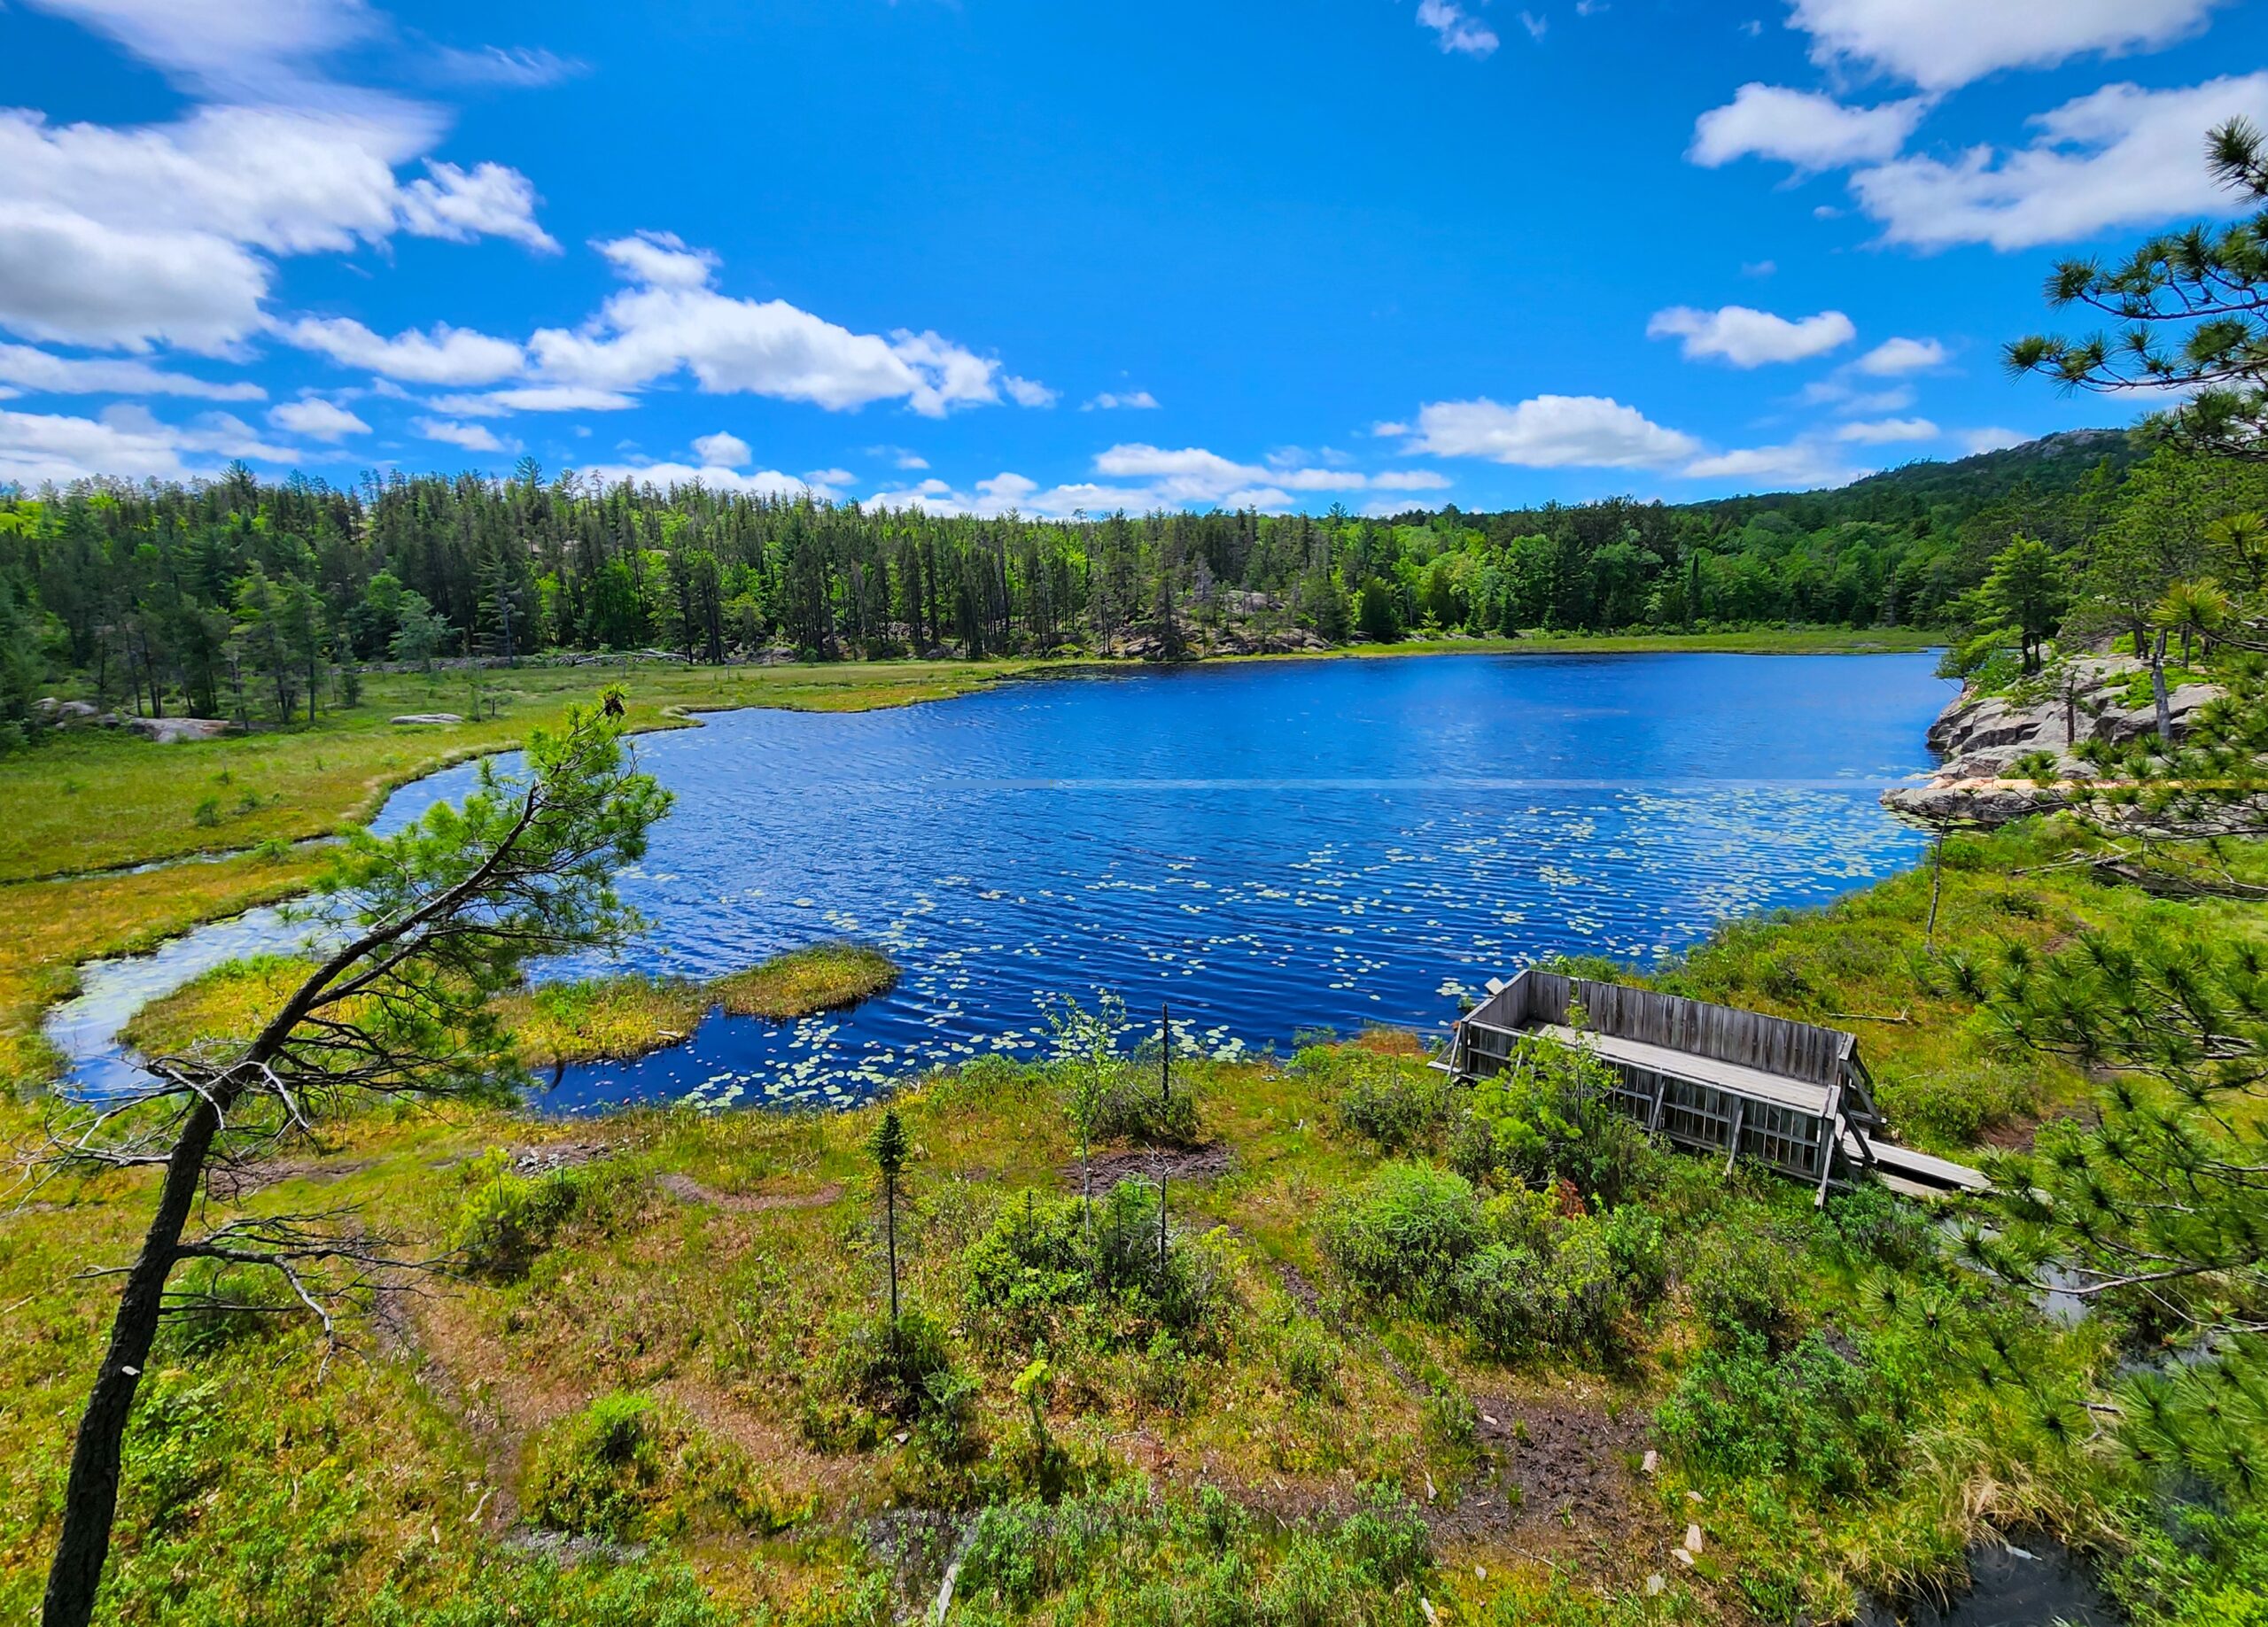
[4,0,2266,515]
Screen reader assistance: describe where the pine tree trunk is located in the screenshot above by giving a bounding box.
[43,1101,218,1627]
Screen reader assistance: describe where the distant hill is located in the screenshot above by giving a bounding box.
[1696,430,2142,525]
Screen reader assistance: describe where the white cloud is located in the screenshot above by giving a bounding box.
[426,384,635,415]
[1856,336,1948,374]
[1689,84,1927,169]
[1647,305,1857,367]
[0,341,264,399]
[866,445,1443,518]
[19,0,385,102]
[1958,426,2031,453]
[432,44,586,89]
[1850,74,2268,250]
[268,396,369,438]
[396,160,555,252]
[691,430,750,468]
[1518,12,1548,43]
[575,460,844,500]
[1417,0,1499,58]
[414,416,510,453]
[0,7,554,355]
[1410,395,1701,469]
[527,234,1036,417]
[1004,376,1059,408]
[1800,377,1919,414]
[594,230,718,289]
[0,401,307,485]
[1682,439,1862,486]
[284,316,526,384]
[1084,391,1161,411]
[1788,0,2227,93]
[1836,416,1939,443]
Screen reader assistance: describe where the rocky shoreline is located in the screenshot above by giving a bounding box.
[1883,655,2222,826]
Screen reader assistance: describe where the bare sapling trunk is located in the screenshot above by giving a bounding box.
[2153,631,2174,743]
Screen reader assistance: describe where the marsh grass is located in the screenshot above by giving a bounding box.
[711,941,901,1021]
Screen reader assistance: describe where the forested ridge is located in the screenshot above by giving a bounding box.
[0,427,2162,731]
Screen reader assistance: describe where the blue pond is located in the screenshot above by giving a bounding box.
[51,651,1953,1111]
[383,650,1952,1111]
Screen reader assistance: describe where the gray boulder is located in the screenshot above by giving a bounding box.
[390,712,465,725]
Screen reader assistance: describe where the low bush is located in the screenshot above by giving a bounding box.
[1449,1037,1657,1207]
[1095,1071,1204,1147]
[1658,1330,1904,1498]
[1456,1209,1658,1361]
[1322,1163,1483,1309]
[1683,1218,1804,1349]
[450,1157,586,1282]
[1878,1058,2040,1149]
[799,1308,969,1453]
[1319,1048,1460,1153]
[962,1182,1232,1350]
[523,1391,798,1541]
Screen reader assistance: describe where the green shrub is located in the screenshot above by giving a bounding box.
[1096,1073,1204,1146]
[1685,1220,1803,1349]
[962,1182,1231,1349]
[1280,1317,1343,1401]
[1456,1216,1636,1360]
[1878,1058,2040,1148]
[521,1392,797,1542]
[1657,1330,1904,1498]
[1328,1052,1460,1152]
[799,1308,967,1452]
[447,1151,623,1282]
[1449,1036,1656,1207]
[1824,1183,1932,1269]
[1322,1163,1482,1308]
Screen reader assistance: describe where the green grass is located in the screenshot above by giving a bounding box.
[711,941,900,1021]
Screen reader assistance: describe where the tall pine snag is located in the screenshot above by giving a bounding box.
[30,706,671,1627]
[869,1106,909,1327]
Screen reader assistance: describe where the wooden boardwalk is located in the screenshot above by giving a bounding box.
[1442,970,1984,1204]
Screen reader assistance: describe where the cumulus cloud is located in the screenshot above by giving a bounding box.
[691,430,750,467]
[574,459,844,499]
[1682,438,1863,487]
[1787,0,2228,93]
[1856,336,1948,374]
[1689,84,1928,169]
[268,395,369,438]
[0,400,308,485]
[1417,0,1498,58]
[1647,305,1857,367]
[284,316,525,384]
[1409,395,1700,469]
[1836,416,1939,443]
[0,341,264,400]
[426,385,634,415]
[865,445,1446,518]
[526,232,1043,417]
[1958,426,2032,453]
[1850,74,2268,250]
[0,4,555,355]
[1003,376,1060,408]
[414,415,510,453]
[1084,391,1161,411]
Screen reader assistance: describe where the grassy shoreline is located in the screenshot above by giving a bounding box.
[0,631,1942,1098]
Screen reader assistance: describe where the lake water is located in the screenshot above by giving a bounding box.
[54,652,1953,1111]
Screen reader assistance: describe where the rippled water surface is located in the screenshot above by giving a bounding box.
[58,652,1953,1110]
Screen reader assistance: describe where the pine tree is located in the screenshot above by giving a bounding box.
[868,1107,909,1327]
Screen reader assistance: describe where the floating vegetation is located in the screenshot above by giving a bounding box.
[711,941,901,1021]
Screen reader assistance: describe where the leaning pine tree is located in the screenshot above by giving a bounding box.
[33,705,672,1627]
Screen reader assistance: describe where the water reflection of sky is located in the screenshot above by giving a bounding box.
[60,653,1954,1112]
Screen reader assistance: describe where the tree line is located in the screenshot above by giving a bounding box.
[0,433,2163,734]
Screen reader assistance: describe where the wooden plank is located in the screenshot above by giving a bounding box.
[1723,1099,1745,1176]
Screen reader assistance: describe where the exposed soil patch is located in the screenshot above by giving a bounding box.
[654,1172,844,1213]
[432,1139,625,1176]
[1459,1393,1652,1546]
[1074,1142,1233,1189]
[207,1156,373,1202]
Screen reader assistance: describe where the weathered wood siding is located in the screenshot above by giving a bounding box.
[1469,970,1852,1089]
